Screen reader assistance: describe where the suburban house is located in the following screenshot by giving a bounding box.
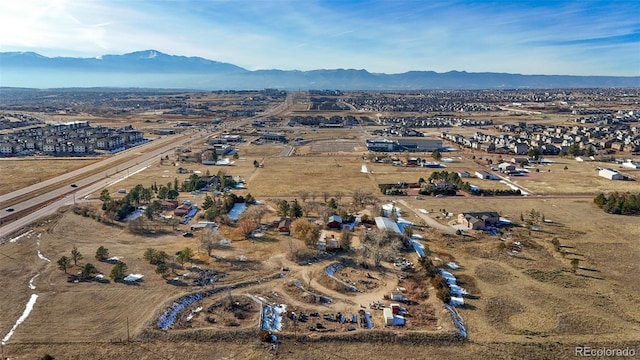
[160,200,179,210]
[278,219,292,235]
[458,211,501,230]
[326,215,343,229]
[174,204,192,217]
[497,162,516,172]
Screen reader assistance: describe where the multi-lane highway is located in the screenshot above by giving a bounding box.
[0,131,204,239]
[0,93,294,240]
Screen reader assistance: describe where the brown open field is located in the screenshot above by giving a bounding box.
[2,187,639,359]
[398,196,640,342]
[0,158,100,195]
[510,160,640,194]
[1,102,640,359]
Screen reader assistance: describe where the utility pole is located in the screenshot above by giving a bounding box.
[126,317,130,343]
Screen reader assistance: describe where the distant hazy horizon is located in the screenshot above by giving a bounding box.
[0,0,638,77]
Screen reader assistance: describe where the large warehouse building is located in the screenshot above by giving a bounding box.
[366,137,442,152]
[395,137,443,152]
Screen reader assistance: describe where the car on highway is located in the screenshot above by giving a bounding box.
[70,183,78,188]
[5,208,14,212]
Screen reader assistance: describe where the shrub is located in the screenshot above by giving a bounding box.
[436,287,451,303]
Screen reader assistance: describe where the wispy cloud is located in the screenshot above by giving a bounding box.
[0,0,638,75]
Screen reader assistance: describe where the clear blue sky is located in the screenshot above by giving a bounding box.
[1,0,638,75]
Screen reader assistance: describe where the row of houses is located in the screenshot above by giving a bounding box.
[0,121,145,156]
[442,123,640,155]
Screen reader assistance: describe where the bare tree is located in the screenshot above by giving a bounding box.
[236,218,257,239]
[199,228,222,257]
[244,204,268,226]
[318,205,332,226]
[71,245,83,266]
[339,228,352,251]
[352,190,375,207]
[322,192,330,204]
[310,192,317,203]
[304,202,319,217]
[335,191,344,206]
[360,229,401,267]
[299,191,309,203]
[291,218,321,249]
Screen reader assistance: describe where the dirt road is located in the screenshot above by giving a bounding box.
[397,199,457,235]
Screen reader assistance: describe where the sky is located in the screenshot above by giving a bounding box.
[0,0,639,76]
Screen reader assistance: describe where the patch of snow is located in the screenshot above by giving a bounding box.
[9,231,32,243]
[28,274,39,290]
[361,164,369,173]
[2,294,38,345]
[446,262,460,270]
[381,203,401,217]
[37,249,51,263]
[123,274,144,282]
[36,238,51,262]
[499,180,529,196]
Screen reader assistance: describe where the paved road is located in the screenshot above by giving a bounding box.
[0,132,203,239]
[0,94,295,239]
[0,134,188,207]
[397,199,457,235]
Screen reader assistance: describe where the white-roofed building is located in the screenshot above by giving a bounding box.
[374,217,402,235]
[598,168,624,180]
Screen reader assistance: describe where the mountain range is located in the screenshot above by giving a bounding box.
[2,50,639,90]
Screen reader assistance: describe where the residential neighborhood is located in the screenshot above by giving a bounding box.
[0,120,146,156]
[441,122,640,155]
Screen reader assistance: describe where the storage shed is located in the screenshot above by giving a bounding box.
[598,168,624,180]
[383,307,394,326]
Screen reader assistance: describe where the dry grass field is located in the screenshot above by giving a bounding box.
[398,196,640,339]
[0,158,100,195]
[511,160,640,194]
[2,182,638,359]
[1,99,640,359]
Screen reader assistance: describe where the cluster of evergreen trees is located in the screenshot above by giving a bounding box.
[420,171,471,195]
[594,192,640,215]
[203,192,254,221]
[101,184,158,221]
[419,171,522,197]
[99,170,251,222]
[474,188,522,196]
